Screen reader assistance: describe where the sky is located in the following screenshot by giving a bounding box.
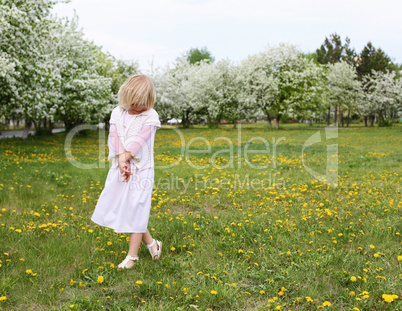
[52,0,402,72]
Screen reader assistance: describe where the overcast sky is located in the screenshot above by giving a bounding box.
[52,0,401,72]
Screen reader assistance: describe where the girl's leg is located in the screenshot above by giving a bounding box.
[142,229,161,260]
[142,229,153,245]
[123,233,143,268]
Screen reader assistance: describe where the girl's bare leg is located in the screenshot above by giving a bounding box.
[124,230,159,268]
[125,233,142,268]
[142,229,160,260]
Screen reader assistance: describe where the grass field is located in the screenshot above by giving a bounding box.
[0,123,401,310]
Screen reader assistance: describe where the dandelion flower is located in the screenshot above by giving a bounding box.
[211,290,217,295]
[382,294,398,303]
[97,276,104,284]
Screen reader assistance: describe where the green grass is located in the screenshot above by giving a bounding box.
[0,123,401,310]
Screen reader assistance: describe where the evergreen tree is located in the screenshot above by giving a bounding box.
[316,33,355,65]
[356,42,397,79]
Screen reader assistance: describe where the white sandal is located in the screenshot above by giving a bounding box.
[117,255,139,269]
[146,239,162,260]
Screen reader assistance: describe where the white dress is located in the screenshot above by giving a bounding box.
[91,110,158,233]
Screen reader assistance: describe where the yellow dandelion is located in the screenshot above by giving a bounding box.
[382,294,398,303]
[97,276,104,284]
[350,276,357,282]
[211,290,217,295]
[323,301,331,307]
[136,280,143,285]
[26,269,32,274]
[0,296,6,301]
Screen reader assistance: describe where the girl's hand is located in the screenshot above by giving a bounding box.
[118,152,133,182]
[121,165,132,182]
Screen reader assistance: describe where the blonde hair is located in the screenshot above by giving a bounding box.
[118,74,156,111]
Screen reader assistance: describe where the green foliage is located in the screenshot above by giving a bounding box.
[356,42,398,79]
[378,117,393,127]
[185,46,215,65]
[316,33,355,65]
[302,52,318,63]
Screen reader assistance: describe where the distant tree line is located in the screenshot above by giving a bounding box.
[154,37,401,129]
[1,0,401,137]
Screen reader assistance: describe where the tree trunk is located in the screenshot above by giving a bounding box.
[233,120,237,129]
[23,121,32,139]
[275,114,281,130]
[364,116,368,127]
[378,111,382,124]
[182,110,190,129]
[309,119,313,126]
[334,104,337,127]
[48,119,54,133]
[347,108,350,127]
[370,115,374,127]
[266,114,272,129]
[340,107,344,127]
[6,119,10,130]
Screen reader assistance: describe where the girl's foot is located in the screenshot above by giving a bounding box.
[117,255,139,269]
[146,239,162,260]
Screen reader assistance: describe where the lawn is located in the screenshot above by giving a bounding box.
[0,123,401,310]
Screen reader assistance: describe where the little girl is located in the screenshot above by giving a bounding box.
[91,74,162,269]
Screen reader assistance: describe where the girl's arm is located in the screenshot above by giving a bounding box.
[118,125,156,182]
[108,124,125,159]
[122,125,157,161]
[108,124,131,182]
